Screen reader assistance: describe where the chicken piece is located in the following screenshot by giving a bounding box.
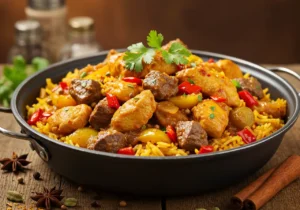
[254,100,287,118]
[111,90,157,132]
[176,67,240,107]
[192,100,229,138]
[216,59,243,79]
[155,101,188,127]
[102,79,141,102]
[47,104,92,135]
[143,70,178,100]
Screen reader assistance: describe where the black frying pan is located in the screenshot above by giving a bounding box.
[1,50,299,196]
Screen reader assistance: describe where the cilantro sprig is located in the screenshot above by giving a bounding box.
[124,30,191,72]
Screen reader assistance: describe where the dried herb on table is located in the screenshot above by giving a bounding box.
[31,187,64,210]
[0,152,31,173]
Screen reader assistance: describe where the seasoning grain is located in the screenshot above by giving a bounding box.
[17,177,24,184]
[33,172,41,180]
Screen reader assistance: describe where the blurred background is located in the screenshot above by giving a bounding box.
[0,0,300,64]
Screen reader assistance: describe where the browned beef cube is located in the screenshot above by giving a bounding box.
[69,79,101,104]
[176,121,208,152]
[143,70,178,100]
[235,77,264,99]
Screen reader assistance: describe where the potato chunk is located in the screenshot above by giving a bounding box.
[192,100,229,138]
[176,67,240,107]
[111,90,157,132]
[216,59,243,79]
[47,104,92,135]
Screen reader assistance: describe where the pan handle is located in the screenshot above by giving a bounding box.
[0,108,49,162]
[267,67,300,97]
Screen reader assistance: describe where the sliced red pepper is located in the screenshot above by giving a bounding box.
[40,112,52,121]
[208,58,215,63]
[106,93,120,109]
[122,77,142,85]
[166,125,177,143]
[117,147,135,155]
[27,108,44,125]
[178,81,202,94]
[237,128,256,144]
[210,95,226,102]
[177,64,185,71]
[199,145,214,154]
[238,90,258,107]
[59,82,68,90]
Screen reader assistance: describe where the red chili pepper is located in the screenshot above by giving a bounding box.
[178,81,202,94]
[59,82,68,90]
[117,147,135,155]
[238,90,258,107]
[177,64,185,71]
[237,128,256,144]
[166,125,177,143]
[199,145,214,154]
[210,95,226,102]
[106,93,120,109]
[27,109,44,125]
[122,77,142,85]
[208,58,215,63]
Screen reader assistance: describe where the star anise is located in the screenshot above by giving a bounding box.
[31,187,64,210]
[0,152,31,173]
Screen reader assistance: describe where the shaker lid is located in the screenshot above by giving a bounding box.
[15,20,42,45]
[69,17,94,32]
[28,0,65,10]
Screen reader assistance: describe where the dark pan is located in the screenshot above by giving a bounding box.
[1,50,299,196]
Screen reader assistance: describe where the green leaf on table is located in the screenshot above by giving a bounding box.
[32,57,49,72]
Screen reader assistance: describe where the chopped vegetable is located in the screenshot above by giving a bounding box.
[209,113,215,119]
[138,128,171,144]
[237,128,256,144]
[106,93,120,109]
[177,64,185,70]
[80,72,87,78]
[178,81,202,94]
[232,79,241,88]
[117,147,135,155]
[59,82,68,90]
[51,94,76,108]
[124,30,191,72]
[199,145,214,154]
[229,107,254,130]
[210,96,226,102]
[166,125,177,142]
[169,94,202,109]
[238,90,258,107]
[187,78,195,84]
[27,108,44,125]
[208,58,215,63]
[122,77,142,85]
[68,128,98,147]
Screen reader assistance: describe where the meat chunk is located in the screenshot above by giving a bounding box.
[89,97,116,130]
[216,59,243,79]
[47,104,92,135]
[87,130,128,153]
[254,100,287,118]
[143,70,178,100]
[176,67,240,107]
[176,121,208,152]
[155,101,188,127]
[111,90,157,132]
[192,100,229,138]
[69,79,101,104]
[235,77,264,99]
[102,79,141,102]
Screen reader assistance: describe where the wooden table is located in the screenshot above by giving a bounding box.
[0,65,299,210]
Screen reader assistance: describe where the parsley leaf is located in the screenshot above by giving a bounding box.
[124,43,155,72]
[209,113,215,119]
[147,30,164,49]
[162,42,191,65]
[198,95,203,102]
[232,79,241,88]
[188,78,195,84]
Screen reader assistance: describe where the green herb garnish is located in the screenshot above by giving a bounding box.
[209,113,215,119]
[124,30,191,72]
[161,127,166,132]
[80,72,87,78]
[190,62,197,67]
[133,97,140,101]
[232,79,241,88]
[210,106,216,111]
[188,78,195,84]
[198,95,202,102]
[128,84,134,88]
[183,93,187,97]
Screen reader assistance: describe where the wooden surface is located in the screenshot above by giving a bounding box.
[2,0,300,63]
[0,65,299,210]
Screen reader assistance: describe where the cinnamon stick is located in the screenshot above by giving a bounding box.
[244,155,300,210]
[230,168,275,210]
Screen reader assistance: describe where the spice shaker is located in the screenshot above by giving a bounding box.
[59,16,102,60]
[25,0,67,62]
[8,20,48,63]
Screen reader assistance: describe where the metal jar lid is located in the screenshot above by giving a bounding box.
[28,0,65,10]
[15,20,42,45]
[69,17,95,32]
